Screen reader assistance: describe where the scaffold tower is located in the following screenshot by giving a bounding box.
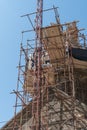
[11,1,87,130]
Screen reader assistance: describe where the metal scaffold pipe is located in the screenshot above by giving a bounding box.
[32,0,43,130]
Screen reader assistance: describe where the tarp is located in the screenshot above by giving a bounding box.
[72,48,87,61]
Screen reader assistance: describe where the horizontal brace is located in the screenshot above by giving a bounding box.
[21,7,58,17]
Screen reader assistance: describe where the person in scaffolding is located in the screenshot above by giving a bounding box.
[65,40,69,56]
[31,57,34,69]
[28,54,35,70]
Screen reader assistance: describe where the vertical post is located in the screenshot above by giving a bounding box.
[32,0,43,130]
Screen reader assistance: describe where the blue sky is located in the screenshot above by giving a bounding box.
[0,0,87,128]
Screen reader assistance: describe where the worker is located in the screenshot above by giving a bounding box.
[65,40,69,56]
[31,58,34,68]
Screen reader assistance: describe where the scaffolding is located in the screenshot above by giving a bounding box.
[2,1,87,130]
